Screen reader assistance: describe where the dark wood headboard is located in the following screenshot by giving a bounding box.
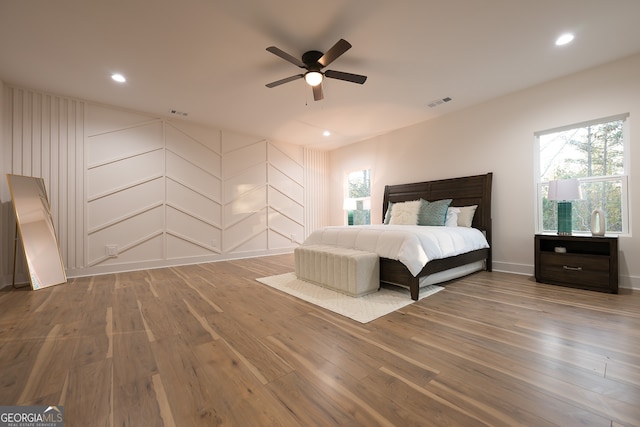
[382,173,493,247]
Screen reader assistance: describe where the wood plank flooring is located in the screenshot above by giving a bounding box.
[1,253,639,426]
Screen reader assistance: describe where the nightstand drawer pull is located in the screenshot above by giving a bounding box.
[563,265,583,271]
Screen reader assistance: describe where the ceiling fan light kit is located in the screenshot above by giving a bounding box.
[304,71,323,86]
[266,39,367,101]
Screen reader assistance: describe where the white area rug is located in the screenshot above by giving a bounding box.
[256,272,444,323]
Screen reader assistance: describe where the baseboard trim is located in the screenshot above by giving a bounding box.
[5,254,638,291]
[66,249,294,279]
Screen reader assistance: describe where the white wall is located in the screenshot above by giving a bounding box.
[329,53,640,289]
[1,85,328,283]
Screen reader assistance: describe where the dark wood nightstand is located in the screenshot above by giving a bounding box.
[534,234,618,293]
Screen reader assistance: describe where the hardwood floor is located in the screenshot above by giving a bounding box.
[1,254,639,426]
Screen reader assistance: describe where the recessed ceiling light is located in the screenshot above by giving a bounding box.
[323,130,331,137]
[111,73,126,83]
[555,33,574,46]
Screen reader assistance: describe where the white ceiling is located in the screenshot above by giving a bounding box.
[2,0,640,150]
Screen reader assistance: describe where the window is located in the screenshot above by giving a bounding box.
[536,114,629,234]
[346,169,371,225]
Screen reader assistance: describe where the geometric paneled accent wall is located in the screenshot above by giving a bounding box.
[222,136,270,253]
[267,143,305,247]
[85,104,306,270]
[221,134,305,254]
[165,122,222,259]
[86,112,166,267]
[1,84,318,282]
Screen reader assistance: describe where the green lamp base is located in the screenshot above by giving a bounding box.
[557,201,572,235]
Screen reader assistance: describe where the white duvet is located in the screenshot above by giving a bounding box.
[301,225,489,276]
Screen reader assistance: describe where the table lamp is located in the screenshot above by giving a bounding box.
[548,179,582,235]
[343,198,357,225]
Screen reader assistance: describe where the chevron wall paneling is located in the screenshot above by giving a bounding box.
[220,134,305,255]
[267,143,304,247]
[221,136,268,254]
[2,84,323,280]
[86,113,165,267]
[165,122,222,259]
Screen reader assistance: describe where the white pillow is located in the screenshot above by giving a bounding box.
[456,205,478,227]
[445,207,460,227]
[389,200,421,225]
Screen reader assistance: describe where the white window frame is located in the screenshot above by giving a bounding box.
[345,169,372,225]
[534,114,630,235]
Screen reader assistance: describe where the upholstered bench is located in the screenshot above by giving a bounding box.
[294,245,380,297]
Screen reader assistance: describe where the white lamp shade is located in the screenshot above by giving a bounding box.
[343,198,357,210]
[548,179,582,201]
[304,71,323,86]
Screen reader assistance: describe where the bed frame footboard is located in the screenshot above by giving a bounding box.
[380,247,490,300]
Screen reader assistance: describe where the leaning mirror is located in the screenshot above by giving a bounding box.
[7,174,67,290]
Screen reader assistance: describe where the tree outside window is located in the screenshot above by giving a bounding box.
[537,115,628,234]
[346,169,371,225]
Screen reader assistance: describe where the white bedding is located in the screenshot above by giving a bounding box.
[301,225,489,277]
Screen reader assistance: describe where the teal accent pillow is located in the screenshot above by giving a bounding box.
[418,199,452,226]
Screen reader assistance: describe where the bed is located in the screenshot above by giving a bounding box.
[379,172,492,299]
[300,173,493,300]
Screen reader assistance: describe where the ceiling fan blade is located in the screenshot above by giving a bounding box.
[266,46,306,68]
[324,70,367,84]
[266,74,303,88]
[318,39,351,68]
[312,83,324,101]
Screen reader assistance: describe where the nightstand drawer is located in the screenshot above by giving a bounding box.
[535,234,618,293]
[538,253,610,288]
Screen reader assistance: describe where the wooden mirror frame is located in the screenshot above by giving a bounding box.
[7,174,66,290]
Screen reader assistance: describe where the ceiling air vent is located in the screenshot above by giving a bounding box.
[169,109,189,117]
[427,97,452,108]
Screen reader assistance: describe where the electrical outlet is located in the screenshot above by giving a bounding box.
[290,233,296,242]
[105,245,118,257]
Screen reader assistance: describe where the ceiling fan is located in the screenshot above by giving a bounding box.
[265,39,367,101]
